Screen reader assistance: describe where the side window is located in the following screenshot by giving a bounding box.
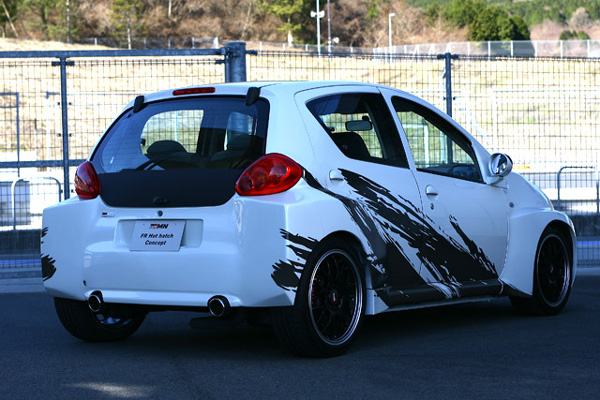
[307,93,408,168]
[392,97,483,183]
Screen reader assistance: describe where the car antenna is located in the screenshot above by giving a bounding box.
[133,95,145,113]
[246,87,260,106]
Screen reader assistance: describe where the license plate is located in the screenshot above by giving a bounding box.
[130,220,185,251]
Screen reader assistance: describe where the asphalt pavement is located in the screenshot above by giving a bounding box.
[1,271,600,399]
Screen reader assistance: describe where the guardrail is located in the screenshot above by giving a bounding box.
[556,166,599,213]
[9,177,62,230]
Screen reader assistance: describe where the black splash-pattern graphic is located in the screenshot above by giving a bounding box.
[41,255,56,282]
[40,227,56,281]
[271,229,318,291]
[271,169,499,305]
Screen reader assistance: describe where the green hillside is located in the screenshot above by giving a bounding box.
[407,0,600,26]
[1,1,596,49]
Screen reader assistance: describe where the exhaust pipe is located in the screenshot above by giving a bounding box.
[88,291,104,313]
[208,296,231,318]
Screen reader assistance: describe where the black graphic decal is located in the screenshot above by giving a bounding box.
[303,170,498,304]
[448,216,496,276]
[271,229,318,291]
[304,171,427,303]
[41,254,56,281]
[40,227,56,281]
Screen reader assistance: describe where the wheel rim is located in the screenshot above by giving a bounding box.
[308,249,363,346]
[94,313,134,329]
[536,234,571,307]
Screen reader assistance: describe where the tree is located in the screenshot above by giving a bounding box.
[468,5,530,42]
[498,16,530,41]
[424,3,442,24]
[444,0,485,28]
[578,30,591,40]
[22,0,64,40]
[548,5,566,24]
[586,0,600,20]
[259,0,307,44]
[110,0,146,49]
[509,16,530,41]
[559,30,590,40]
[0,0,19,37]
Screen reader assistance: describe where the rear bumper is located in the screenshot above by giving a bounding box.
[41,183,323,308]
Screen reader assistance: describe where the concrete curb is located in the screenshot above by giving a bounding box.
[0,268,41,280]
[577,267,600,276]
[0,277,45,294]
[0,268,44,294]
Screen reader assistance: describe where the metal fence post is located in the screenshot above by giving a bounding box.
[15,93,20,177]
[51,57,75,200]
[223,41,247,82]
[437,52,458,118]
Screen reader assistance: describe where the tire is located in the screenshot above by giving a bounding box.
[54,297,145,342]
[510,227,573,316]
[271,238,366,357]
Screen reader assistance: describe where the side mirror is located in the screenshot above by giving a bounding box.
[489,153,513,177]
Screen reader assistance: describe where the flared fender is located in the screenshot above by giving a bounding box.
[500,209,576,296]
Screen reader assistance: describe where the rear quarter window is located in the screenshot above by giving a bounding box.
[306,92,408,168]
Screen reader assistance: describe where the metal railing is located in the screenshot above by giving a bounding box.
[9,177,62,230]
[72,37,600,59]
[0,41,249,199]
[381,40,600,58]
[556,166,600,214]
[0,43,599,271]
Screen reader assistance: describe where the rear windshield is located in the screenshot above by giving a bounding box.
[92,96,269,173]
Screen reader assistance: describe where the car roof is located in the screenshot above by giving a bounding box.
[124,81,403,109]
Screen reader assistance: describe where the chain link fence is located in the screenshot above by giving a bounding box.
[0,45,239,276]
[1,43,598,277]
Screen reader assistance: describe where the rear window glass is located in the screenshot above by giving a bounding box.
[92,96,269,173]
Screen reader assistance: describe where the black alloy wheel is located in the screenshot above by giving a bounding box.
[535,232,571,308]
[510,227,573,315]
[271,237,366,357]
[308,249,363,347]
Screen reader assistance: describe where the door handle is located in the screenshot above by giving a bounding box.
[425,185,438,196]
[329,170,344,182]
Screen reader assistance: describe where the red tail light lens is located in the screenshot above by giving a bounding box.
[236,154,303,196]
[173,87,215,96]
[74,161,101,199]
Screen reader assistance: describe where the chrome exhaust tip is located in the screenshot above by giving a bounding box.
[88,291,104,313]
[207,296,231,318]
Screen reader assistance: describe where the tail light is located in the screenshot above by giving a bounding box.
[74,161,101,199]
[173,87,215,96]
[236,154,303,196]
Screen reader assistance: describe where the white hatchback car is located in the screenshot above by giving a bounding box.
[42,81,576,357]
